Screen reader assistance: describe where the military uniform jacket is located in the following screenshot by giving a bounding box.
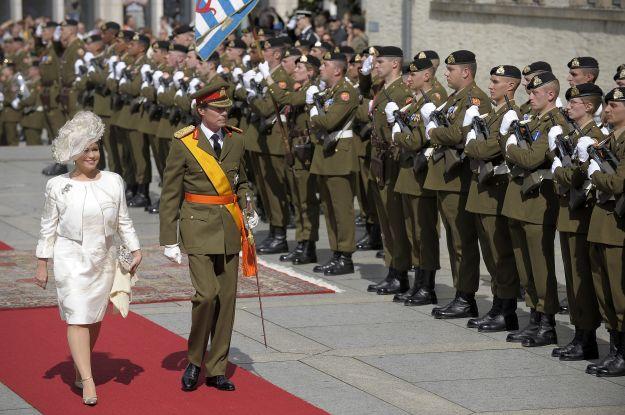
[155,66,178,139]
[501,106,566,225]
[587,126,625,247]
[553,119,604,234]
[108,53,132,127]
[424,82,491,193]
[1,79,22,123]
[89,44,116,117]
[136,62,161,136]
[465,101,520,216]
[39,43,62,110]
[159,125,250,255]
[309,78,359,176]
[116,54,145,130]
[393,90,444,197]
[19,79,45,129]
[60,38,85,87]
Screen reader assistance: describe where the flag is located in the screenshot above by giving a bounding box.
[194,0,259,60]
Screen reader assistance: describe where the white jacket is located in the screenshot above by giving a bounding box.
[36,171,140,258]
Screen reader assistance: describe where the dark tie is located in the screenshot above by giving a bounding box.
[211,134,221,158]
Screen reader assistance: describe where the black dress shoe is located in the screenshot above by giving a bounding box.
[128,191,151,208]
[432,293,478,319]
[324,252,354,276]
[42,163,68,176]
[258,227,288,254]
[258,226,275,250]
[522,313,557,347]
[280,241,304,262]
[377,270,409,295]
[394,268,422,303]
[468,297,501,328]
[313,252,340,273]
[147,198,160,214]
[206,375,236,391]
[555,328,599,361]
[404,270,437,306]
[596,331,625,377]
[477,298,519,332]
[431,291,458,316]
[367,268,396,292]
[181,363,201,391]
[356,224,382,250]
[292,241,317,265]
[587,330,619,374]
[507,309,540,343]
[375,250,385,259]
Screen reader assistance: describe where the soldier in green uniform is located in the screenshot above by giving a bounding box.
[549,83,604,360]
[268,54,321,265]
[18,63,45,145]
[614,65,625,87]
[306,52,359,275]
[58,19,85,118]
[519,61,552,117]
[463,65,522,331]
[159,79,255,392]
[583,87,625,377]
[0,62,22,146]
[422,50,491,318]
[503,72,566,347]
[413,50,447,101]
[386,58,442,306]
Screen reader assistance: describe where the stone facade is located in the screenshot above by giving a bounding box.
[362,0,625,99]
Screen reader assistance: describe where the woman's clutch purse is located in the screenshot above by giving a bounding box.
[118,245,134,272]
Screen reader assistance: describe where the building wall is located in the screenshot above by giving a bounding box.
[362,0,625,100]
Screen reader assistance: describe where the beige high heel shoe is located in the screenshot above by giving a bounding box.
[81,377,98,406]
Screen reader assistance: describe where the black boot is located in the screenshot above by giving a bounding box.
[258,226,288,254]
[357,223,382,250]
[292,240,317,265]
[367,268,396,292]
[431,291,458,316]
[478,297,519,332]
[432,291,478,319]
[596,331,625,377]
[394,268,422,303]
[522,313,557,347]
[42,163,68,176]
[313,251,340,273]
[324,252,354,276]
[468,297,501,329]
[377,269,409,295]
[507,308,540,343]
[552,327,582,358]
[279,241,304,262]
[125,184,137,202]
[405,269,437,306]
[258,226,275,250]
[587,330,619,374]
[128,184,151,208]
[375,250,385,259]
[147,198,160,214]
[559,328,599,361]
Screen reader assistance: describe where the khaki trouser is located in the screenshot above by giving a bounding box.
[187,253,239,376]
[256,153,290,228]
[438,191,481,294]
[402,194,440,271]
[3,122,19,146]
[508,219,559,314]
[318,174,356,253]
[128,130,152,185]
[286,167,320,242]
[101,117,121,175]
[114,126,136,186]
[589,242,625,331]
[23,128,43,145]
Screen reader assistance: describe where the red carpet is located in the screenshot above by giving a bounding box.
[0,308,328,415]
[0,241,13,250]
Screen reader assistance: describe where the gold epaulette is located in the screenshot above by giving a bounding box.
[225,125,243,134]
[174,125,196,139]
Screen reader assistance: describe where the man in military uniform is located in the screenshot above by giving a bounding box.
[160,78,257,391]
[463,65,522,332]
[519,61,552,116]
[503,72,566,347]
[422,50,491,319]
[294,10,320,44]
[306,52,359,275]
[18,63,46,145]
[348,20,368,56]
[58,19,85,118]
[550,83,604,361]
[583,87,625,377]
[615,65,625,87]
[0,61,22,146]
[413,50,447,100]
[386,57,443,306]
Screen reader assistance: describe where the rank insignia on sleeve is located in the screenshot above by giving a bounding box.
[340,92,351,101]
[278,81,287,89]
[471,97,481,106]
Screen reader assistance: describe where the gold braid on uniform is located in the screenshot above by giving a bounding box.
[174,125,196,139]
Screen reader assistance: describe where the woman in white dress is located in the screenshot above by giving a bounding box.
[34,111,142,405]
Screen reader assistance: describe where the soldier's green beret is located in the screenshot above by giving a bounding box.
[227,38,246,49]
[408,58,433,72]
[527,72,558,90]
[338,45,355,55]
[85,34,102,43]
[117,30,135,42]
[349,53,362,64]
[372,46,403,58]
[263,37,287,49]
[173,24,193,36]
[294,39,313,49]
[152,40,170,51]
[414,50,439,61]
[605,87,625,103]
[132,33,150,48]
[565,83,603,100]
[322,52,347,62]
[297,54,320,69]
[101,21,120,32]
[169,43,188,53]
[191,78,232,108]
[283,47,302,58]
[522,61,551,76]
[567,56,598,70]
[312,41,333,52]
[445,50,475,65]
[490,65,521,79]
[613,64,625,81]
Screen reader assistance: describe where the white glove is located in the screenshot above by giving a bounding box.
[74,59,85,75]
[318,80,326,91]
[84,52,94,65]
[119,77,128,86]
[360,55,374,76]
[420,102,436,124]
[556,96,563,108]
[551,156,562,174]
[258,61,270,79]
[0,92,5,104]
[173,71,185,87]
[140,64,152,82]
[576,136,596,163]
[391,122,401,142]
[506,134,518,149]
[242,54,251,67]
[232,67,243,80]
[107,55,119,73]
[310,106,319,118]
[499,110,519,135]
[425,120,436,140]
[11,97,20,110]
[601,125,610,136]
[53,25,61,42]
[114,61,127,79]
[246,88,257,102]
[141,81,149,89]
[587,159,600,178]
[462,105,480,127]
[242,70,256,89]
[88,65,96,74]
[216,64,225,74]
[152,70,163,89]
[287,16,297,30]
[367,99,374,113]
[157,84,165,95]
[465,129,477,145]
[306,85,319,104]
[174,89,184,98]
[384,102,399,123]
[246,210,260,229]
[163,244,182,264]
[188,78,202,94]
[253,71,264,85]
[547,125,563,152]
[35,23,43,37]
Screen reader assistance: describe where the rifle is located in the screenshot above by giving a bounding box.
[505,95,532,178]
[587,140,625,216]
[547,112,581,204]
[312,91,341,155]
[470,113,495,184]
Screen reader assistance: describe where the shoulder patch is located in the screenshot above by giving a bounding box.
[77,48,84,57]
[174,125,196,139]
[405,96,413,105]
[432,93,441,102]
[278,81,287,89]
[225,125,243,134]
[471,97,481,106]
[340,91,351,102]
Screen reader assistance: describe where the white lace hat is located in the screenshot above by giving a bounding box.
[51,111,105,163]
